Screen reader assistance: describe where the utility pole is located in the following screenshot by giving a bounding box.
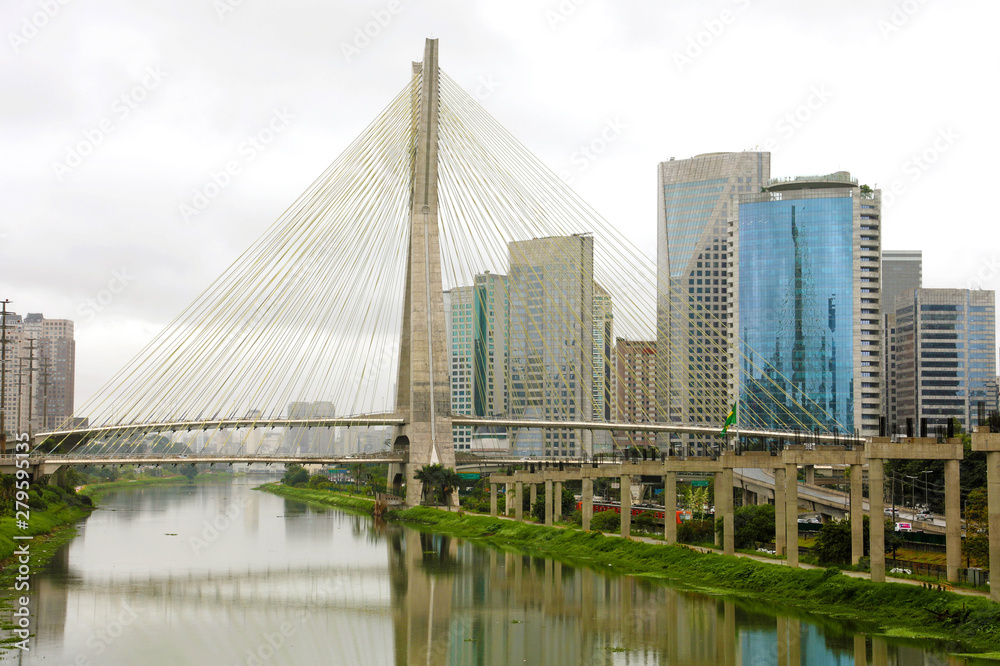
[25,338,36,439]
[40,353,51,433]
[0,298,10,455]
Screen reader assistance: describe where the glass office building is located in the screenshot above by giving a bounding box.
[736,172,882,435]
[508,234,595,458]
[895,289,997,433]
[657,152,769,455]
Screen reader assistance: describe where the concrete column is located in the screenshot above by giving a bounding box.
[720,469,734,556]
[529,483,538,518]
[785,464,799,568]
[505,483,512,516]
[850,464,864,565]
[544,479,553,526]
[989,451,1000,602]
[620,475,631,538]
[804,464,815,486]
[554,481,563,522]
[869,458,886,583]
[943,458,961,583]
[714,472,723,548]
[490,483,497,517]
[664,472,677,544]
[582,477,593,531]
[774,467,786,557]
[515,481,524,522]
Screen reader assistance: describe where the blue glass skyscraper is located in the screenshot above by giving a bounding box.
[736,172,882,435]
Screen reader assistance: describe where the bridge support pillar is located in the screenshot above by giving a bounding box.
[505,483,512,516]
[490,483,497,517]
[804,464,815,486]
[869,458,886,583]
[544,479,553,526]
[785,464,799,567]
[945,458,961,583]
[620,474,631,538]
[850,464,864,565]
[529,483,538,519]
[515,481,524,522]
[554,481,562,522]
[716,470,734,556]
[664,472,676,545]
[582,477,593,531]
[990,451,1000,602]
[774,467,786,557]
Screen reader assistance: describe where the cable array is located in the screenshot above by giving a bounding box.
[54,65,850,456]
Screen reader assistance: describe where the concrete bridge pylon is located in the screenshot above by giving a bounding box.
[387,39,458,508]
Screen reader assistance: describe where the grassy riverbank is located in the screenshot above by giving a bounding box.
[394,506,1000,657]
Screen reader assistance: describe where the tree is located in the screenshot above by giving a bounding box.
[282,464,309,486]
[812,519,853,565]
[178,464,198,482]
[964,487,989,568]
[716,504,775,550]
[414,464,460,507]
[590,510,620,532]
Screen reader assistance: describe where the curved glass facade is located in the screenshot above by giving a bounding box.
[738,196,855,432]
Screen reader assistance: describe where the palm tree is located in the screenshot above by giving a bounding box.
[414,464,445,505]
[439,468,462,511]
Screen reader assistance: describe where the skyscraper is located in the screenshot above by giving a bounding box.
[657,152,770,455]
[592,283,614,453]
[1,312,76,435]
[881,251,922,433]
[736,172,882,436]
[508,234,594,457]
[445,272,509,452]
[895,289,996,433]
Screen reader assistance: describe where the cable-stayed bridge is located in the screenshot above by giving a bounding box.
[32,39,862,506]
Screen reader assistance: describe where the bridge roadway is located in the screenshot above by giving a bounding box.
[35,415,864,445]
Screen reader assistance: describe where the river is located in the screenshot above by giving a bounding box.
[1,478,983,665]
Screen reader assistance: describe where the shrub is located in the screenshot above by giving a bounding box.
[633,511,659,534]
[716,504,776,550]
[590,510,620,532]
[678,519,715,545]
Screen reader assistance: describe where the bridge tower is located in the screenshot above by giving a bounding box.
[388,39,458,507]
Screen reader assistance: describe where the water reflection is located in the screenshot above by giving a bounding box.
[0,481,979,665]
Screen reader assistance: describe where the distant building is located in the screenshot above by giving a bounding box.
[614,339,657,449]
[0,311,76,436]
[658,152,769,456]
[445,272,509,452]
[283,401,337,454]
[508,234,594,457]
[894,289,996,434]
[736,172,882,436]
[881,251,923,432]
[592,284,614,453]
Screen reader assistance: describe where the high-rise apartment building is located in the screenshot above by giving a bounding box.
[881,251,922,433]
[0,312,76,436]
[592,284,614,453]
[614,339,657,449]
[735,172,882,436]
[445,285,476,450]
[895,289,996,433]
[657,152,769,455]
[508,234,594,457]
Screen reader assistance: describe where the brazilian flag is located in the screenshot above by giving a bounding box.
[720,403,737,436]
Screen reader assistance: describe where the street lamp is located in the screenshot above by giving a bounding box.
[919,470,933,509]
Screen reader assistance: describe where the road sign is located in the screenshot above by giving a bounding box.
[691,479,709,487]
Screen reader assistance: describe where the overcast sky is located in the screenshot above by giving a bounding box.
[2,0,997,409]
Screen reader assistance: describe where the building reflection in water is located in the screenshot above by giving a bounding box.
[385,525,962,666]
